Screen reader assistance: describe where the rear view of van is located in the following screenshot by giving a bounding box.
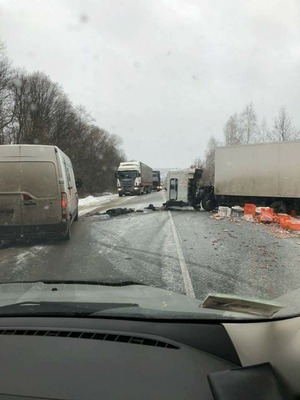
[0,145,79,241]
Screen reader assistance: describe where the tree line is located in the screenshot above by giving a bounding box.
[0,42,125,194]
[192,102,300,184]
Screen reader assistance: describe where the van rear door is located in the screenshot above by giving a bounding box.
[20,161,61,234]
[0,160,22,238]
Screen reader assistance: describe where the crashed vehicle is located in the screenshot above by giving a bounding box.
[166,141,300,214]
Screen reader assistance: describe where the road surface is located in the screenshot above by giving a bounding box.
[0,191,299,303]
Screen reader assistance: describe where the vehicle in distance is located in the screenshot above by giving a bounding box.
[0,144,80,241]
[116,161,153,196]
[152,170,162,191]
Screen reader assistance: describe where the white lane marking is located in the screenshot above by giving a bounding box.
[167,210,195,298]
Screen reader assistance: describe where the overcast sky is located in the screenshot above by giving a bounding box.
[1,0,300,168]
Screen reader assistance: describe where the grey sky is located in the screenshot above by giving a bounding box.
[1,0,300,168]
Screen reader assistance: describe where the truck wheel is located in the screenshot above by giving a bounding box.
[270,201,286,214]
[118,193,122,197]
[202,195,217,212]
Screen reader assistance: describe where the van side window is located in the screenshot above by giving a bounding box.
[64,161,72,188]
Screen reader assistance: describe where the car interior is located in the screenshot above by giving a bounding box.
[0,314,298,399]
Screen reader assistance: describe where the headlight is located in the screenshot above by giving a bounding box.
[134,187,139,190]
[117,188,122,191]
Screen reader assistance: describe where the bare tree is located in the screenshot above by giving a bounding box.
[190,156,203,169]
[0,42,15,142]
[8,71,63,144]
[224,113,242,146]
[0,40,126,194]
[257,117,269,143]
[268,107,299,142]
[239,102,257,144]
[202,136,219,185]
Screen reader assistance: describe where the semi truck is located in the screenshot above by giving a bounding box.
[116,161,153,196]
[152,170,162,191]
[166,141,300,214]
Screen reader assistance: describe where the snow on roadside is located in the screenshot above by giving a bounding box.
[79,194,118,216]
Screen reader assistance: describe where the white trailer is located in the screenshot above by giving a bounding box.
[201,141,300,213]
[116,161,153,196]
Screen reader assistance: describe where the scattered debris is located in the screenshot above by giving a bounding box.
[267,224,299,239]
[218,206,231,217]
[275,214,291,225]
[243,203,257,222]
[106,208,135,217]
[210,214,224,221]
[164,200,189,209]
[99,214,111,220]
[257,208,274,223]
[231,206,244,217]
[228,217,241,224]
[145,204,156,211]
[243,214,254,222]
[288,220,300,231]
[208,203,300,237]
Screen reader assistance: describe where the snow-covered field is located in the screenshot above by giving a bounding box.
[78,194,118,216]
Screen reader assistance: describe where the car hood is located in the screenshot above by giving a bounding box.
[0,281,247,319]
[0,281,292,319]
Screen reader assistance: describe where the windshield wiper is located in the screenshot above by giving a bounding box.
[0,301,139,317]
[0,280,147,287]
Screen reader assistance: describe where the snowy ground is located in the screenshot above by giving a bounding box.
[78,194,118,216]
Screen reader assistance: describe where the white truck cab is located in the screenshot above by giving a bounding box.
[116,161,152,196]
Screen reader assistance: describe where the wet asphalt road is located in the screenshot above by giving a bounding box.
[0,191,300,303]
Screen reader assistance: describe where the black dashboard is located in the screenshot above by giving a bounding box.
[0,316,296,399]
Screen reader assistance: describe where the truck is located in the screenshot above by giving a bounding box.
[166,168,202,207]
[166,141,300,214]
[116,161,153,196]
[152,170,162,191]
[0,144,80,241]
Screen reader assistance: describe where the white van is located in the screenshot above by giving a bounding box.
[0,145,80,240]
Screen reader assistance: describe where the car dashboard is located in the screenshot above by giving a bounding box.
[0,316,298,399]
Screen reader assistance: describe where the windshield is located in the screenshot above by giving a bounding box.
[0,0,299,321]
[117,170,138,179]
[153,173,160,182]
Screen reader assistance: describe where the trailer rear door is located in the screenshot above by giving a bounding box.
[20,161,61,233]
[0,160,22,237]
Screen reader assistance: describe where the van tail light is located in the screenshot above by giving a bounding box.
[61,192,68,220]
